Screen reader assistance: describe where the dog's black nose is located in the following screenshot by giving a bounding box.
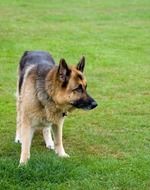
[91,101,98,109]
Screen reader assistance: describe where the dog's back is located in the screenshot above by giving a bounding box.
[18,51,55,93]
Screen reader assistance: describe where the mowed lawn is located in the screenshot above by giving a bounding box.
[0,0,150,189]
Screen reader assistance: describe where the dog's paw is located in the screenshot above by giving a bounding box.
[46,140,54,150]
[19,161,28,167]
[55,145,70,158]
[55,148,70,158]
[58,152,70,158]
[15,137,21,144]
[46,144,54,150]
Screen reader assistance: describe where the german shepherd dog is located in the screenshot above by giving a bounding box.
[15,51,97,164]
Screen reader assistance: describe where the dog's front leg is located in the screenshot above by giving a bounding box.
[19,118,35,165]
[52,119,69,158]
[43,126,54,150]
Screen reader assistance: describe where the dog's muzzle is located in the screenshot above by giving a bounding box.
[72,94,98,110]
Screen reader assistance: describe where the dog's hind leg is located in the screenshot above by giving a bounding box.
[15,92,22,143]
[19,118,35,165]
[43,126,54,150]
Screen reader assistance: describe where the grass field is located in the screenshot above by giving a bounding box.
[0,0,150,189]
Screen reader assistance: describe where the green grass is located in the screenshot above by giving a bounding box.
[0,0,150,189]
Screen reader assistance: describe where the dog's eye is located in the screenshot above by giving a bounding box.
[73,84,83,93]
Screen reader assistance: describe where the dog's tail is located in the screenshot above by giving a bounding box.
[18,51,29,94]
[19,51,29,72]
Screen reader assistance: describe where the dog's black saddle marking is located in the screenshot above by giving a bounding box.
[18,51,55,94]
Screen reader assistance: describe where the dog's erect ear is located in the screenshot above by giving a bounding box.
[58,58,71,83]
[76,56,85,72]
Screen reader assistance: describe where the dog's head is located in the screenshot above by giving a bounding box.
[53,57,97,111]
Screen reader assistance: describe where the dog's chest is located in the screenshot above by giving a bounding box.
[30,101,65,127]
